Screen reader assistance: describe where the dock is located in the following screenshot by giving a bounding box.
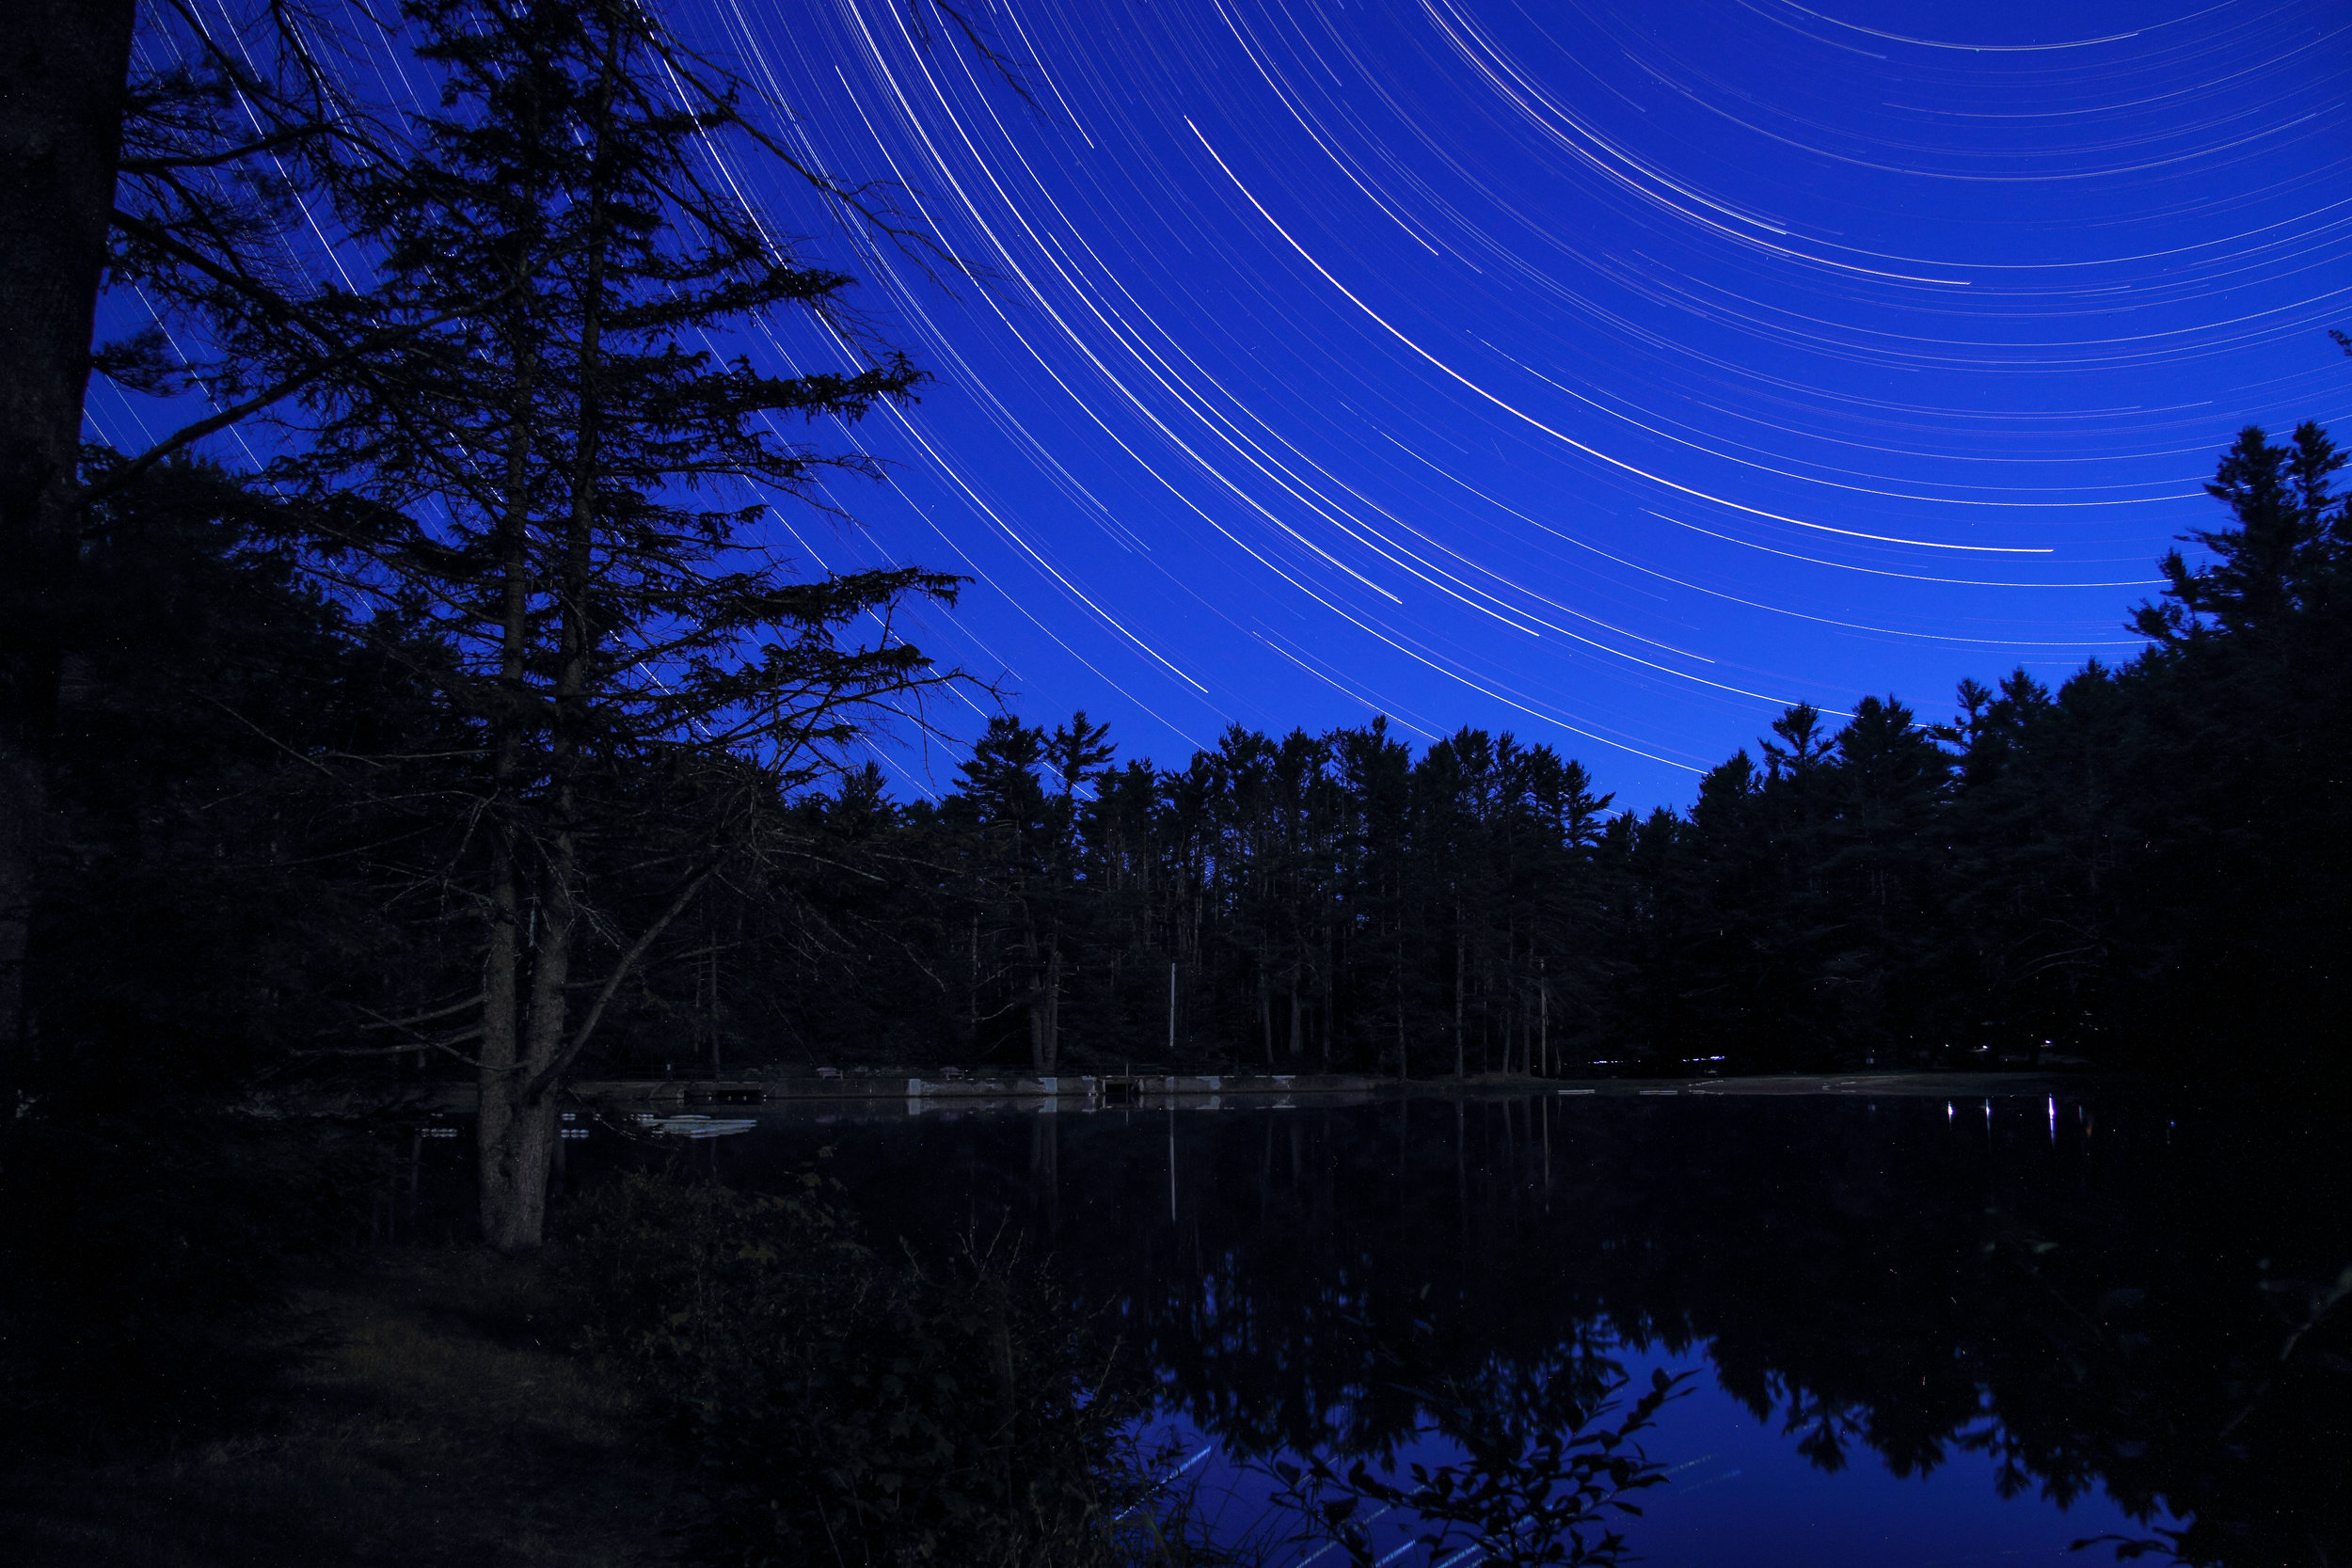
[563,1071,1381,1107]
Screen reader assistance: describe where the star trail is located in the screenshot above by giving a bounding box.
[97,0,2352,803]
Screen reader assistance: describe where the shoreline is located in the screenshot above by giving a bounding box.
[343,1065,2148,1117]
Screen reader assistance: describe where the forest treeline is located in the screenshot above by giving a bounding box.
[34,420,2349,1118]
[738,419,2352,1085]
[757,435,2333,1085]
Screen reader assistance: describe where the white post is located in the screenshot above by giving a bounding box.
[1168,961,1176,1057]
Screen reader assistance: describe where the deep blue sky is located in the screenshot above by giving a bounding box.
[100,1,2352,808]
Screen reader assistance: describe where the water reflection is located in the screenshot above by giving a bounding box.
[436,1091,2352,1564]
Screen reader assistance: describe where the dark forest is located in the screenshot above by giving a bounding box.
[729,418,2352,1088]
[31,422,2346,1112]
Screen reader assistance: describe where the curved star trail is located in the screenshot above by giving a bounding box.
[102,0,2352,801]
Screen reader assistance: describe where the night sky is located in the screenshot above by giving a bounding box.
[103,0,2352,808]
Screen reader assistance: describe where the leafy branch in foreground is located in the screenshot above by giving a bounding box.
[1270,1367,1692,1568]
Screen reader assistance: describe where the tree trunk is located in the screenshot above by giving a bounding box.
[705,946,722,1074]
[0,0,138,1063]
[479,29,616,1251]
[1454,927,1467,1079]
[0,753,41,1067]
[1395,981,1407,1083]
[488,816,578,1248]
[471,188,549,1229]
[479,1063,561,1253]
[1497,982,1512,1078]
[1028,941,1061,1073]
[1539,970,1549,1078]
[475,311,538,1247]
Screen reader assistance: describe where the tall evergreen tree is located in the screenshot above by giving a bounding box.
[284,0,961,1249]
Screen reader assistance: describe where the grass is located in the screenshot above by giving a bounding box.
[0,1248,685,1567]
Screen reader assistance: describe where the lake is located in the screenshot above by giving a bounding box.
[429,1083,2351,1565]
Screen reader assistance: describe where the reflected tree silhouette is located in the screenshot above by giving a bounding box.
[569,1093,2350,1566]
[1269,1366,1692,1568]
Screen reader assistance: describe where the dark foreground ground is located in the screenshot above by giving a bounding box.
[0,1068,2171,1566]
[1,1251,683,1567]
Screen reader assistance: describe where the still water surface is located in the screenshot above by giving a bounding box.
[501,1087,2348,1565]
